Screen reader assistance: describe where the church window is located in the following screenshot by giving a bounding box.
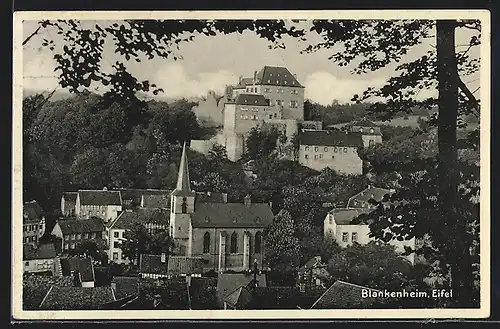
[255,231,262,253]
[203,232,210,254]
[230,232,238,253]
[181,197,187,213]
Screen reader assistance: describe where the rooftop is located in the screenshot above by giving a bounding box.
[299,130,364,148]
[195,191,228,204]
[78,190,122,206]
[60,257,95,282]
[233,94,270,107]
[107,208,170,230]
[311,280,386,309]
[139,254,168,275]
[116,188,171,205]
[62,192,78,203]
[23,243,57,260]
[255,66,304,88]
[191,202,274,228]
[167,256,204,276]
[23,200,44,221]
[347,185,394,208]
[56,217,105,234]
[328,208,373,225]
[141,194,169,209]
[216,273,267,304]
[39,286,115,310]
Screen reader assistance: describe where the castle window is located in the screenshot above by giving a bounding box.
[342,232,349,242]
[203,232,210,254]
[114,232,119,238]
[305,154,309,159]
[369,140,375,147]
[333,147,338,153]
[343,147,348,153]
[319,154,323,159]
[269,114,273,119]
[352,232,358,242]
[274,113,277,118]
[290,100,298,108]
[255,231,262,253]
[305,146,310,151]
[324,147,328,152]
[181,197,187,213]
[314,155,318,160]
[314,147,318,152]
[230,232,238,253]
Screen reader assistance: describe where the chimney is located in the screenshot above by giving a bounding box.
[244,195,251,207]
[161,253,166,263]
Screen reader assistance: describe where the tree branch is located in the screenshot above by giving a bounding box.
[456,75,480,117]
[22,25,42,46]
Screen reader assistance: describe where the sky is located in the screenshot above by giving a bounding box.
[22,20,481,105]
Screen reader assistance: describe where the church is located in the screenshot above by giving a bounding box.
[169,143,275,272]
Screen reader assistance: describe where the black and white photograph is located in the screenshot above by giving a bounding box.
[12,10,490,319]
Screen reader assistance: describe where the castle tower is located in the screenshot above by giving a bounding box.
[170,142,196,256]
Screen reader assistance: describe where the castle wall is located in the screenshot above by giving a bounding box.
[298,144,363,174]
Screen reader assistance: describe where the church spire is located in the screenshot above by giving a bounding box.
[172,142,194,196]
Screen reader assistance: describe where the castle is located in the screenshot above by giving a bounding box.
[191,66,383,175]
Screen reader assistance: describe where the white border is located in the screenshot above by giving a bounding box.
[12,9,491,320]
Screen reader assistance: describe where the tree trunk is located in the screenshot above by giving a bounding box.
[436,20,473,306]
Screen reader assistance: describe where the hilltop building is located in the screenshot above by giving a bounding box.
[23,200,46,246]
[344,119,383,148]
[169,143,274,272]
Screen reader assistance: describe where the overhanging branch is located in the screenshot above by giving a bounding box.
[456,75,480,118]
[23,25,42,46]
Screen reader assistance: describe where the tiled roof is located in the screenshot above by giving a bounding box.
[78,190,122,206]
[223,286,253,309]
[139,254,168,275]
[216,273,267,304]
[39,286,115,310]
[23,243,57,260]
[108,208,169,230]
[111,276,139,300]
[23,200,44,220]
[141,194,169,208]
[195,192,228,204]
[56,217,105,234]
[62,192,78,203]
[191,202,274,228]
[328,208,372,225]
[311,280,386,309]
[347,186,393,208]
[167,256,204,275]
[299,130,364,147]
[234,94,269,107]
[115,188,171,205]
[255,66,304,88]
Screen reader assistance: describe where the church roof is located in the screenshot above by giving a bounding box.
[191,202,274,228]
[255,66,304,88]
[171,142,196,197]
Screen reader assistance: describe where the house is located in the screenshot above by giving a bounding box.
[138,253,204,280]
[298,130,364,174]
[345,119,383,148]
[23,200,46,245]
[75,188,123,222]
[310,280,388,309]
[169,143,274,272]
[216,273,267,309]
[346,185,394,209]
[106,208,170,264]
[167,256,204,278]
[323,207,416,264]
[23,243,58,275]
[38,285,115,309]
[297,256,330,291]
[51,217,106,253]
[140,194,169,209]
[60,192,78,216]
[61,256,96,287]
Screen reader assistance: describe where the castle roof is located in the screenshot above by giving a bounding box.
[255,66,304,88]
[171,142,196,197]
[234,94,269,107]
[191,202,274,228]
[235,77,255,88]
[299,130,364,148]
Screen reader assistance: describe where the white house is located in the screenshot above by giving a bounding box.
[75,188,123,223]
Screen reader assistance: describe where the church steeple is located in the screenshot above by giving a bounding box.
[172,142,195,196]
